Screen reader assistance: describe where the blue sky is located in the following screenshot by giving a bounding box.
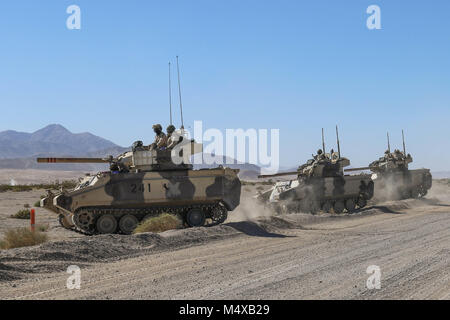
[0,1,449,170]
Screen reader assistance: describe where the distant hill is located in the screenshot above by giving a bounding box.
[431,171,450,179]
[0,125,261,177]
[0,124,120,159]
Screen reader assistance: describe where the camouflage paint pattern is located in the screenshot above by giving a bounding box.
[54,167,241,213]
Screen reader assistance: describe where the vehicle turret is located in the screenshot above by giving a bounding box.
[37,135,203,172]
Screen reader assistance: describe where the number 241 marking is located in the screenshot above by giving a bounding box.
[130,183,151,193]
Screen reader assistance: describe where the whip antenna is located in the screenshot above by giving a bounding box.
[387,132,391,153]
[168,62,173,125]
[402,129,406,155]
[176,56,184,129]
[322,128,326,154]
[336,125,341,159]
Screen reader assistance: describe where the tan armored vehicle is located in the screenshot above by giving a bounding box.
[39,136,241,234]
[39,58,242,234]
[346,131,432,200]
[258,127,374,214]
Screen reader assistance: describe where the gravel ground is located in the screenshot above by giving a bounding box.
[0,189,83,241]
[0,180,448,299]
[0,169,86,185]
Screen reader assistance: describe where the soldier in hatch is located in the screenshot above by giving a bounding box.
[150,124,167,150]
[314,149,326,162]
[393,149,404,161]
[166,124,183,149]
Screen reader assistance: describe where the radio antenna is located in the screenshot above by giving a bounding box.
[387,132,391,153]
[176,56,184,129]
[402,129,406,155]
[336,125,341,159]
[322,128,326,154]
[168,62,173,125]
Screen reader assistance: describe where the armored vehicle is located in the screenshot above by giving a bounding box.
[258,127,374,214]
[39,136,241,234]
[346,131,432,200]
[39,58,242,234]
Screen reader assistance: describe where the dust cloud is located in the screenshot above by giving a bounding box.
[427,180,450,203]
[227,195,276,222]
[372,175,403,201]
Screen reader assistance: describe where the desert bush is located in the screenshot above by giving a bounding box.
[0,228,48,250]
[0,185,33,192]
[23,204,30,208]
[0,180,78,193]
[34,200,41,207]
[10,209,30,219]
[133,213,181,234]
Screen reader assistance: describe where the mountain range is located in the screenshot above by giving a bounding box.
[0,124,262,178]
[0,124,123,159]
[1,124,445,180]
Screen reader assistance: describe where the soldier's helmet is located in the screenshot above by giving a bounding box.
[317,149,323,155]
[385,150,390,154]
[167,125,176,134]
[152,124,162,132]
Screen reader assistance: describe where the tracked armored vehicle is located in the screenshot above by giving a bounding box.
[39,137,241,234]
[258,127,374,214]
[346,131,432,200]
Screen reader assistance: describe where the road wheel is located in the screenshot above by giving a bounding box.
[119,214,139,234]
[357,197,367,208]
[96,214,118,234]
[333,200,345,214]
[345,199,356,213]
[74,209,95,232]
[418,185,428,197]
[186,209,206,227]
[322,201,333,213]
[410,187,420,199]
[211,205,228,224]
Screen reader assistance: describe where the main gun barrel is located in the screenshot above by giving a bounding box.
[344,167,371,172]
[37,157,109,163]
[258,171,298,179]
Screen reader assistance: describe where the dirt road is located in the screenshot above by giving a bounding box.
[1,196,448,300]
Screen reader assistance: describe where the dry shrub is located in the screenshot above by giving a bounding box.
[133,213,181,234]
[0,180,78,193]
[0,228,48,250]
[10,209,30,219]
[0,185,33,192]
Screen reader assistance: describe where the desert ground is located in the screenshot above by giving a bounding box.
[0,170,448,300]
[0,169,87,185]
